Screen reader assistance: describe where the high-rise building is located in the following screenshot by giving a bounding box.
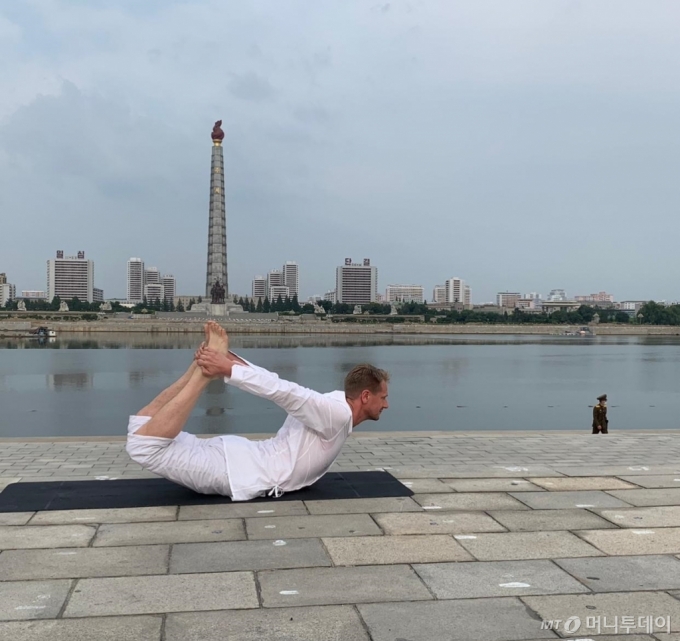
[432,285,446,303]
[283,261,299,298]
[205,120,228,299]
[47,250,95,303]
[252,276,266,301]
[0,273,6,284]
[464,285,471,306]
[444,277,466,304]
[575,291,615,304]
[324,290,337,304]
[162,275,176,301]
[127,258,145,303]
[0,283,15,307]
[93,288,104,303]
[336,258,378,304]
[497,292,522,308]
[144,267,160,285]
[385,285,424,303]
[267,270,283,300]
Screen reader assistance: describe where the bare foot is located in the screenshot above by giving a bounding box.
[206,321,229,354]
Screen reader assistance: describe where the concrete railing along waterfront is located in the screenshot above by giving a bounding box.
[6,319,680,336]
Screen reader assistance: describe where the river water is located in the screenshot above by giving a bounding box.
[1,333,679,437]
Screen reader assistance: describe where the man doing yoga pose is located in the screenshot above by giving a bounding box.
[126,322,390,501]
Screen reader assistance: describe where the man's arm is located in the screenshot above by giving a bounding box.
[197,349,349,439]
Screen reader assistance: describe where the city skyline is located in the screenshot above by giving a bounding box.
[2,2,680,302]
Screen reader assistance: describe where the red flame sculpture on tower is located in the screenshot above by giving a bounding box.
[211,120,225,142]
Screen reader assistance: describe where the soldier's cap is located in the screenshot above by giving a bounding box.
[597,394,607,401]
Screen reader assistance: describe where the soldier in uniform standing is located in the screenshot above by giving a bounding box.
[592,394,608,434]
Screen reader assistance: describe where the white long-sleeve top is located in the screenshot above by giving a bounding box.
[220,359,353,501]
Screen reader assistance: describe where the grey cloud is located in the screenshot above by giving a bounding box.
[228,72,276,102]
[293,105,331,125]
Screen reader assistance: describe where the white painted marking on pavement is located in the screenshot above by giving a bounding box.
[632,530,655,534]
[15,606,46,610]
[264,525,276,529]
[257,510,274,513]
[499,582,531,588]
[279,590,299,595]
[423,506,441,510]
[273,540,287,546]
[575,504,595,508]
[454,535,477,539]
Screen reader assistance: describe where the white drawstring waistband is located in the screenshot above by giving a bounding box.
[267,485,283,498]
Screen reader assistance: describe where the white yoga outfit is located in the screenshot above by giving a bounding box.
[126,357,353,501]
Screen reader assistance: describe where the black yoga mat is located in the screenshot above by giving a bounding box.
[0,472,412,512]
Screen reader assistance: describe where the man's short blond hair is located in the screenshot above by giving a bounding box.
[344,364,390,399]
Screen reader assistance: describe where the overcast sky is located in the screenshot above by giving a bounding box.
[2,0,680,302]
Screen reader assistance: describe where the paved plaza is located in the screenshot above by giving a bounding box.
[2,431,680,639]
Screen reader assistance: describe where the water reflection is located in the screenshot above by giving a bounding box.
[46,372,93,390]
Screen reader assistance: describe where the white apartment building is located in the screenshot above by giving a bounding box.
[547,289,567,301]
[324,290,337,304]
[385,285,424,303]
[267,270,283,300]
[252,276,266,301]
[144,267,161,285]
[47,251,95,303]
[445,277,466,304]
[283,261,299,298]
[0,283,16,307]
[162,275,176,301]
[93,288,104,303]
[269,285,290,302]
[144,283,163,302]
[21,291,47,300]
[464,285,471,306]
[336,258,378,304]
[575,291,615,304]
[497,292,522,308]
[432,285,446,303]
[127,258,145,304]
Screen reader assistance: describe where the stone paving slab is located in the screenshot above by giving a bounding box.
[0,477,20,491]
[596,506,680,528]
[303,496,421,515]
[414,492,530,511]
[0,524,96,550]
[0,544,169,581]
[245,514,381,539]
[555,554,680,592]
[555,464,680,477]
[522,591,680,634]
[29,506,177,525]
[178,501,308,520]
[0,579,72,621]
[373,511,506,535]
[63,572,258,617]
[443,478,545,492]
[398,478,454,493]
[258,565,432,607]
[489,508,618,532]
[529,477,638,491]
[0,512,34,526]
[457,531,605,561]
[607,488,680,507]
[170,538,332,573]
[92,519,245,546]
[577,527,680,555]
[414,559,589,599]
[618,475,680,488]
[510,490,633,510]
[357,598,556,641]
[322,534,473,565]
[390,465,563,479]
[0,615,162,641]
[166,605,370,641]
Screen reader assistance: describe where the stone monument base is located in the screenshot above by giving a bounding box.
[188,302,244,317]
